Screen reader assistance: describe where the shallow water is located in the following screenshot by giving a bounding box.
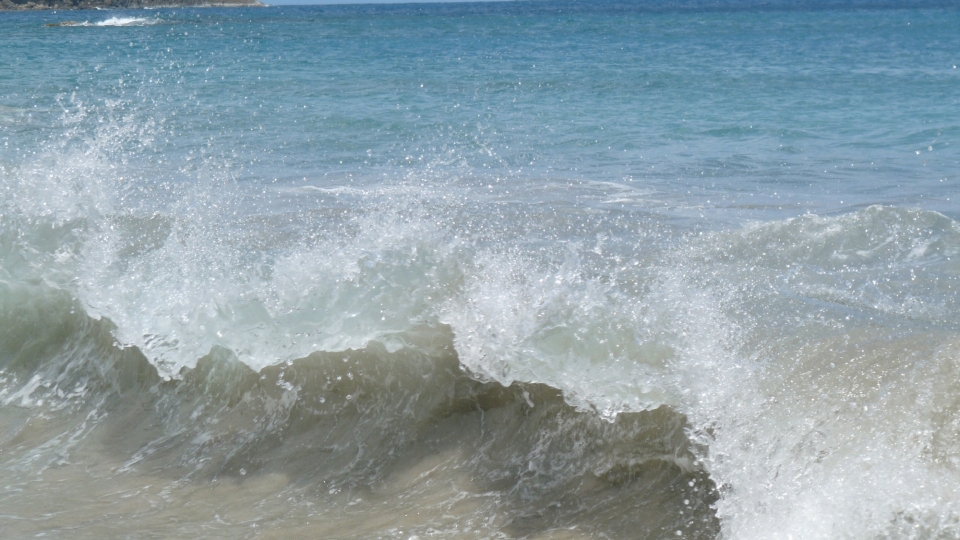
[1,1,960,538]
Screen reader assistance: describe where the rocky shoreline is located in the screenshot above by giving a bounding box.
[1,0,263,9]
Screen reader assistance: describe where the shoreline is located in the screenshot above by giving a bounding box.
[0,0,264,10]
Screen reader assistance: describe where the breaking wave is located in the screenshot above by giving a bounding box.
[3,92,960,540]
[46,17,162,27]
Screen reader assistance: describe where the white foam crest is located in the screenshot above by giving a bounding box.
[692,331,960,540]
[653,208,960,540]
[247,206,465,365]
[5,110,470,376]
[84,17,162,27]
[0,98,155,291]
[442,244,678,417]
[4,103,127,225]
[73,181,472,375]
[77,207,247,374]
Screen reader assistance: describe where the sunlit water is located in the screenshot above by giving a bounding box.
[1,1,959,538]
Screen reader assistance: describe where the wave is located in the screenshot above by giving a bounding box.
[46,17,162,27]
[4,103,960,538]
[0,286,718,538]
[93,16,161,26]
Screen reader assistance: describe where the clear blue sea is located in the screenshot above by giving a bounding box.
[1,2,959,538]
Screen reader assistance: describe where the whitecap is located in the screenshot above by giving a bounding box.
[94,16,160,26]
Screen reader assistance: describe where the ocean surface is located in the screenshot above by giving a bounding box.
[1,1,959,538]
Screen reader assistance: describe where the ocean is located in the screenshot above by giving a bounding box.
[1,1,959,538]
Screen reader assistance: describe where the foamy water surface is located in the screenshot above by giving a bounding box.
[1,2,960,539]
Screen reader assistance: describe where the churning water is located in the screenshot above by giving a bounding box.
[1,1,960,538]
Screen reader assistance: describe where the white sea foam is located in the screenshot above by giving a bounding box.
[66,17,162,27]
[5,91,960,540]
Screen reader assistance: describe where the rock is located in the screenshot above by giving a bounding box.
[3,0,264,10]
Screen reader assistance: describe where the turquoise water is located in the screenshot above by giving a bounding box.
[1,2,960,538]
[4,2,958,218]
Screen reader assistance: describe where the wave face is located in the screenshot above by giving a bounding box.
[3,2,960,539]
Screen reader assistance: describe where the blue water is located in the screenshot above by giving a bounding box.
[3,2,958,218]
[1,2,960,539]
